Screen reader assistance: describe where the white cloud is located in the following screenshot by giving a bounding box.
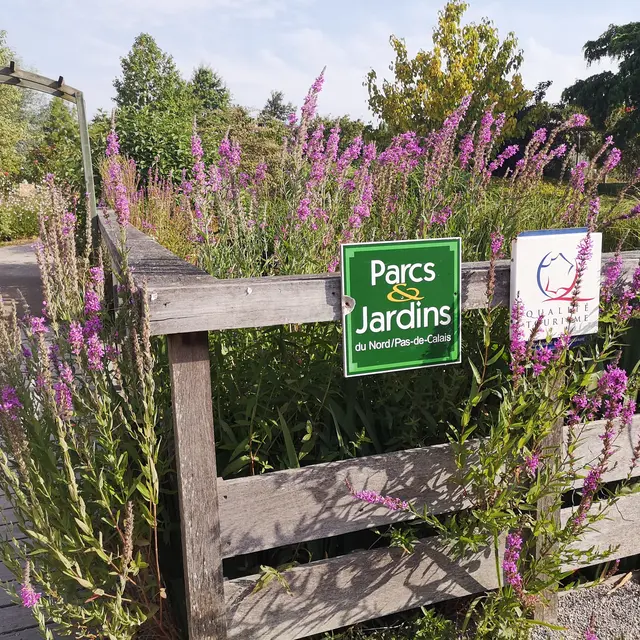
[522,36,618,103]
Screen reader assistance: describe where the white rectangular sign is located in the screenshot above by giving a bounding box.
[510,228,602,340]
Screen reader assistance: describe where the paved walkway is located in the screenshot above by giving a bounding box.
[0,242,42,317]
[0,242,46,638]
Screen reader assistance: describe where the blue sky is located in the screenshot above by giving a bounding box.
[3,0,637,121]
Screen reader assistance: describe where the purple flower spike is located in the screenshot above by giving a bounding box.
[351,488,409,511]
[20,585,41,609]
[29,317,48,335]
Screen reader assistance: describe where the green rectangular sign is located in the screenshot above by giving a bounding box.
[341,238,461,377]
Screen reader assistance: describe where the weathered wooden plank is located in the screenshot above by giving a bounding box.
[218,415,640,557]
[0,602,39,635]
[98,209,640,334]
[218,441,473,559]
[225,536,499,640]
[0,65,78,102]
[0,625,52,640]
[0,582,19,608]
[562,491,640,570]
[167,332,227,640]
[225,491,640,640]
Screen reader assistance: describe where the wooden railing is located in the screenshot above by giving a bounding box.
[99,210,640,640]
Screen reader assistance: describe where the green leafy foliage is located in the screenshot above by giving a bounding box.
[0,178,44,241]
[366,0,531,136]
[0,186,177,639]
[0,30,27,176]
[563,21,640,174]
[23,98,83,190]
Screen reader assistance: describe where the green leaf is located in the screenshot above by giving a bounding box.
[277,409,300,469]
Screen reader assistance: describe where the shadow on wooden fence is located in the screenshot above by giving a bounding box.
[99,210,640,640]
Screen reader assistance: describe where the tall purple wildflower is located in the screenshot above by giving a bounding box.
[459,134,474,169]
[20,585,41,609]
[601,254,622,304]
[604,147,622,172]
[69,321,84,356]
[424,95,471,188]
[29,317,48,335]
[337,136,363,176]
[486,144,519,178]
[570,366,632,529]
[84,289,101,315]
[324,126,341,165]
[350,486,409,511]
[568,113,589,128]
[510,297,527,381]
[570,161,589,193]
[86,333,105,372]
[54,382,73,420]
[106,129,120,157]
[301,70,325,124]
[0,386,22,418]
[503,532,524,590]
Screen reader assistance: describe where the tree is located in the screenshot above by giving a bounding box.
[260,90,295,122]
[562,22,640,173]
[0,30,27,176]
[25,98,82,189]
[113,33,186,109]
[190,65,230,113]
[366,0,531,136]
[112,34,194,178]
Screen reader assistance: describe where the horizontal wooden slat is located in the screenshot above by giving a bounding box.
[0,602,39,636]
[225,536,499,640]
[98,211,640,335]
[219,441,473,558]
[219,415,640,557]
[225,491,640,640]
[562,491,640,569]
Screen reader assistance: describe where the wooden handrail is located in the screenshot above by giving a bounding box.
[98,210,640,336]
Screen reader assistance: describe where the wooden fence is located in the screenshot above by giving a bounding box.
[99,211,640,640]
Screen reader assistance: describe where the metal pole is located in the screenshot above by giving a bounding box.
[74,90,98,239]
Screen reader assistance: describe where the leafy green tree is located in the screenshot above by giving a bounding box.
[562,22,640,173]
[112,34,194,178]
[260,90,295,122]
[0,30,27,176]
[190,65,230,113]
[113,33,186,109]
[366,0,531,136]
[25,98,82,189]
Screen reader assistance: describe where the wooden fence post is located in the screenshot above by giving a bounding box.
[534,404,563,622]
[167,332,227,640]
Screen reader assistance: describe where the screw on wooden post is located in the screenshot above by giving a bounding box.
[167,332,227,640]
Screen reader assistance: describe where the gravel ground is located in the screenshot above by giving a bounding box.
[530,577,640,640]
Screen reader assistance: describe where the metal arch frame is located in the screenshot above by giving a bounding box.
[0,61,97,230]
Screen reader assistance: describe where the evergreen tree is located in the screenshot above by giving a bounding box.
[260,90,295,122]
[190,65,230,112]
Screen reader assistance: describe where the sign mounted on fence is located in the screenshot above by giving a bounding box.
[510,228,603,340]
[341,238,461,377]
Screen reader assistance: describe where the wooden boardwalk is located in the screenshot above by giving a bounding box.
[0,496,44,640]
[0,244,46,638]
